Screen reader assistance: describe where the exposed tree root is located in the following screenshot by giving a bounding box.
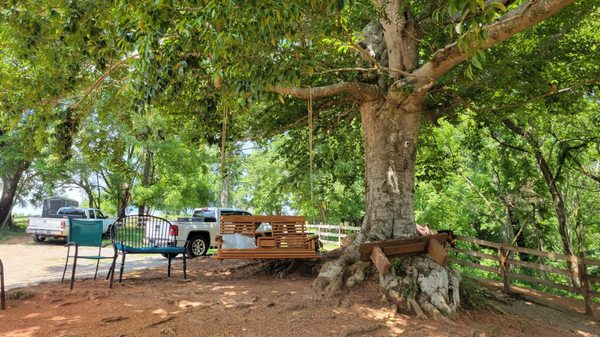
[240,259,323,279]
[313,250,461,318]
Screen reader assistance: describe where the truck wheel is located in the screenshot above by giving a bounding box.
[32,234,46,242]
[161,253,179,259]
[187,235,209,258]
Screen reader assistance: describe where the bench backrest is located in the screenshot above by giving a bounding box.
[111,215,177,248]
[220,215,308,249]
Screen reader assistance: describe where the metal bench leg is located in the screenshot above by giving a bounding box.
[61,246,71,284]
[167,255,172,277]
[70,245,79,290]
[1,259,5,310]
[183,253,187,279]
[94,260,100,280]
[93,245,102,280]
[109,251,118,288]
[119,252,127,283]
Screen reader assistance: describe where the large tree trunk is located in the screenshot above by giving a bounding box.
[314,96,460,317]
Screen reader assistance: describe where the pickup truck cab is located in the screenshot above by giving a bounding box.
[26,207,114,242]
[170,207,252,258]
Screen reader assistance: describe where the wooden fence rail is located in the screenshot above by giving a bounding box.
[451,235,599,316]
[306,223,361,245]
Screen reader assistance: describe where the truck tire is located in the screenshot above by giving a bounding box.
[187,235,209,258]
[32,234,46,242]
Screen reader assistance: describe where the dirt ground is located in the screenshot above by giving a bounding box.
[1,252,599,337]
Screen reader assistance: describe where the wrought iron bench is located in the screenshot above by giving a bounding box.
[110,215,188,284]
[214,215,320,259]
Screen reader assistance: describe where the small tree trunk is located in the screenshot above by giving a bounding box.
[82,182,96,209]
[138,148,154,216]
[117,183,132,218]
[0,168,26,229]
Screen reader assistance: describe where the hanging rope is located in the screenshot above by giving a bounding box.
[308,87,315,224]
[220,105,228,207]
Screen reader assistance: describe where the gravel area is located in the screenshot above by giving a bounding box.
[0,235,168,290]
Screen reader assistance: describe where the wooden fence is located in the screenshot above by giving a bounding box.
[306,223,361,245]
[450,235,600,315]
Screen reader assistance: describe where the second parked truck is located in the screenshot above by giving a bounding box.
[169,207,252,258]
[26,207,114,242]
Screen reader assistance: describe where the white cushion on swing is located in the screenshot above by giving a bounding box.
[221,234,257,249]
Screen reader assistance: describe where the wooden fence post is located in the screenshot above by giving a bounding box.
[316,223,321,242]
[499,246,511,293]
[577,253,593,316]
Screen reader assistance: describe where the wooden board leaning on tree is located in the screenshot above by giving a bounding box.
[359,233,450,275]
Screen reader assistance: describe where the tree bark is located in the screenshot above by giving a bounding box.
[81,179,97,209]
[117,183,131,218]
[361,97,420,240]
[138,148,154,216]
[0,166,27,229]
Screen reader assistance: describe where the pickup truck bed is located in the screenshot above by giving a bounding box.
[26,207,114,242]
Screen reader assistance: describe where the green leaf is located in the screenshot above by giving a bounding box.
[471,56,483,70]
[476,0,485,10]
[489,1,507,11]
[455,23,463,34]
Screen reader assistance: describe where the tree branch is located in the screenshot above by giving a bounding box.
[413,0,575,85]
[270,82,380,102]
[489,130,530,153]
[572,157,600,184]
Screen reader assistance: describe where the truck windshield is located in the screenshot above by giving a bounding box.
[58,208,86,217]
[192,210,216,222]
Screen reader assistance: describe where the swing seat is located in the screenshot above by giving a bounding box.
[214,215,321,260]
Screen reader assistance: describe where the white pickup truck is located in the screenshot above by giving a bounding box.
[169,207,252,258]
[26,207,115,242]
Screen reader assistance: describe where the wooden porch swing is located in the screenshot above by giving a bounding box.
[213,89,322,260]
[213,215,321,259]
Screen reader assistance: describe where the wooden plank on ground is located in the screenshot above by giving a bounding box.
[370,246,391,276]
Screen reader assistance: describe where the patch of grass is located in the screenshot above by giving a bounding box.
[459,278,493,310]
[321,243,339,251]
[7,290,34,301]
[391,257,405,276]
[0,218,28,241]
